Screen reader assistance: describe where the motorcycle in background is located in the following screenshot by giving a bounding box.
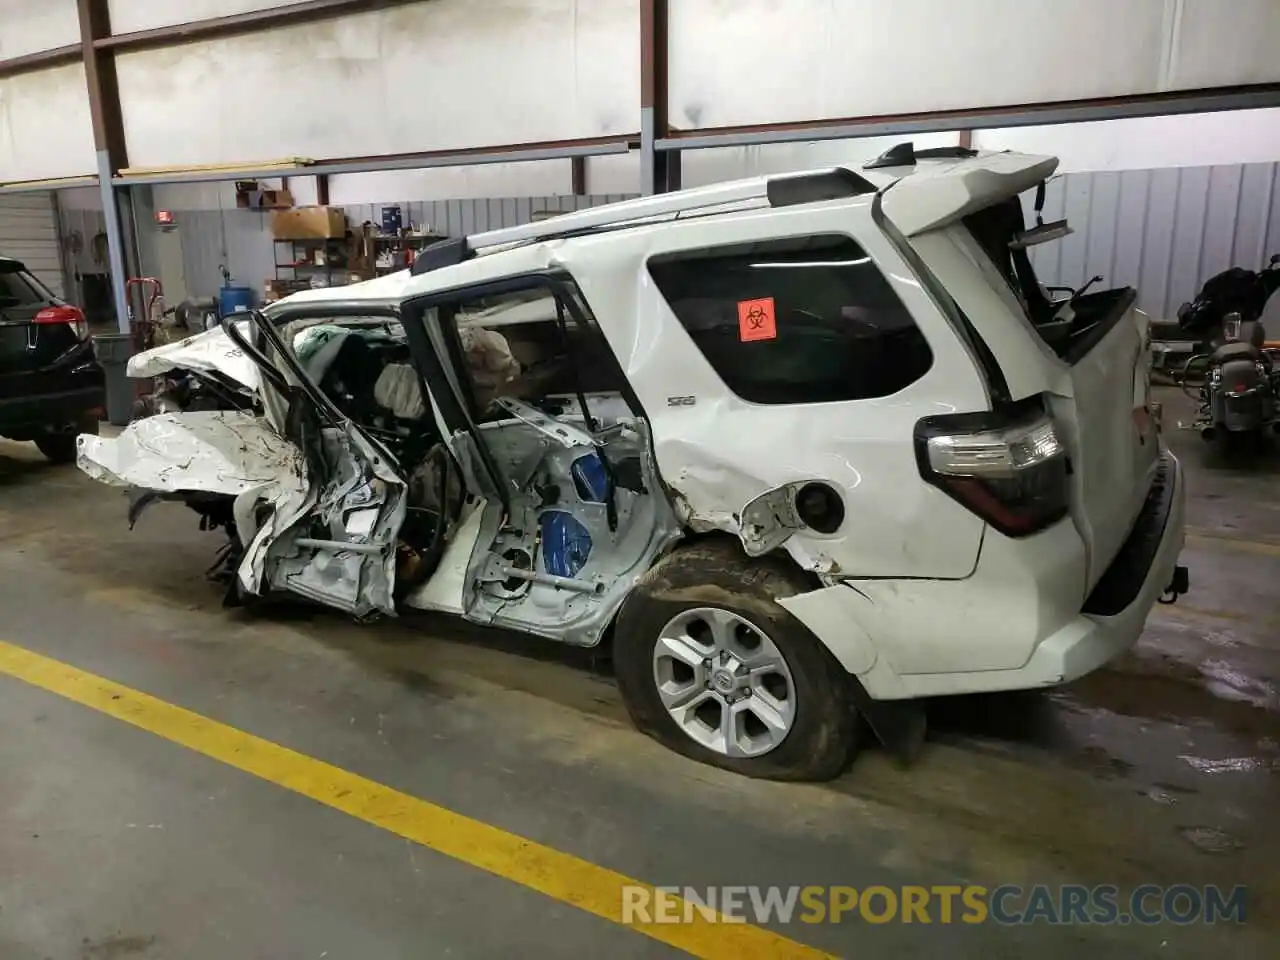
[1177,254,1280,444]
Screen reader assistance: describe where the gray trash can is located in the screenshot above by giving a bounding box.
[92,333,136,427]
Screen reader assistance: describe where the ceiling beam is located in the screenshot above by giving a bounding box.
[111,135,637,186]
[0,44,81,80]
[657,83,1280,151]
[96,0,430,54]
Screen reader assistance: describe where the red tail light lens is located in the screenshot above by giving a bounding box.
[915,401,1070,538]
[34,305,88,341]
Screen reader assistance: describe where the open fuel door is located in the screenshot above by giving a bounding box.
[224,311,416,619]
[739,482,810,557]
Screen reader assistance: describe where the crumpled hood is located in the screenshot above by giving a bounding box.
[77,410,303,495]
[127,321,261,389]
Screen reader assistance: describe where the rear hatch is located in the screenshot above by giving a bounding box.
[1042,288,1160,589]
[0,260,90,400]
[952,195,1159,590]
[899,167,1159,592]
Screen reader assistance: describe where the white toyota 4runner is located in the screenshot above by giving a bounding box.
[79,144,1189,781]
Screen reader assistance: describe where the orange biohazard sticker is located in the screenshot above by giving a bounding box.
[737,297,777,342]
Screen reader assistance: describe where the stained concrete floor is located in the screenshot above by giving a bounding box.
[1,385,1277,959]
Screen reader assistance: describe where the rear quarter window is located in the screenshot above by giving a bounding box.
[647,235,932,405]
[0,267,49,308]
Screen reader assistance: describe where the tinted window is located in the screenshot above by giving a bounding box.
[648,235,932,404]
[0,266,49,308]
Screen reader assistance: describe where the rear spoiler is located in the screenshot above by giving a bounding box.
[880,153,1059,237]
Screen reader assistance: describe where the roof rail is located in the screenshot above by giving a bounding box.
[464,168,876,254]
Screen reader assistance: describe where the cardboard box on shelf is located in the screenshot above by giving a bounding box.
[263,278,310,303]
[270,206,348,240]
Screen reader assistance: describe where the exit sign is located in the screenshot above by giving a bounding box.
[155,210,175,225]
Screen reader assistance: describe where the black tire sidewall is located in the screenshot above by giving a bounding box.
[35,432,79,464]
[613,544,857,782]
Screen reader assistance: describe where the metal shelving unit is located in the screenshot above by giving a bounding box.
[273,236,347,288]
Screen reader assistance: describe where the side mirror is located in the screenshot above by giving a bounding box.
[1270,253,1280,266]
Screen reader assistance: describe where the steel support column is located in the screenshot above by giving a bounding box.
[95,154,131,332]
[78,0,131,333]
[639,0,678,195]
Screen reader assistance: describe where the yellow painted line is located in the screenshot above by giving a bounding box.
[1185,529,1280,557]
[0,640,829,960]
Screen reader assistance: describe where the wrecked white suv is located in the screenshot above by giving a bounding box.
[79,144,1189,781]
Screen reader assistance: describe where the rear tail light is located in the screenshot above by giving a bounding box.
[915,402,1069,537]
[35,305,89,341]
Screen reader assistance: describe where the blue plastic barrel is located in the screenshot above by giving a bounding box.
[218,285,254,317]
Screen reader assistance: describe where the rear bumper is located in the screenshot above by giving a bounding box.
[779,450,1187,700]
[1014,451,1186,689]
[0,386,105,435]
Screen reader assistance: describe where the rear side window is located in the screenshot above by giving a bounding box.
[0,267,48,308]
[647,235,932,405]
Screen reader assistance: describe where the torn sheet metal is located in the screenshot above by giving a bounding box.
[76,411,305,496]
[126,322,261,389]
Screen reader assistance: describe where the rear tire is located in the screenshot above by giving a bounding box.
[34,416,97,464]
[613,539,859,782]
[34,433,78,464]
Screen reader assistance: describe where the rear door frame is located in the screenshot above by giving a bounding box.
[398,270,613,520]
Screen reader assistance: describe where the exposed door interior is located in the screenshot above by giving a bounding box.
[399,275,681,647]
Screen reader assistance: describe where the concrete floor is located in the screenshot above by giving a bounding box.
[1,386,1277,959]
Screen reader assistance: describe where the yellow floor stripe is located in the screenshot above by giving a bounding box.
[0,640,829,960]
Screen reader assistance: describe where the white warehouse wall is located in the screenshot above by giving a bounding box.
[668,0,1280,131]
[106,0,288,33]
[0,0,82,59]
[0,63,98,182]
[113,0,641,170]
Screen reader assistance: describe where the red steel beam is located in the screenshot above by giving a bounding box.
[639,0,678,193]
[659,83,1280,149]
[78,0,129,172]
[0,44,81,80]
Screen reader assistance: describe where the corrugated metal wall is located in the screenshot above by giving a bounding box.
[0,193,67,299]
[176,194,638,299]
[1026,162,1280,320]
